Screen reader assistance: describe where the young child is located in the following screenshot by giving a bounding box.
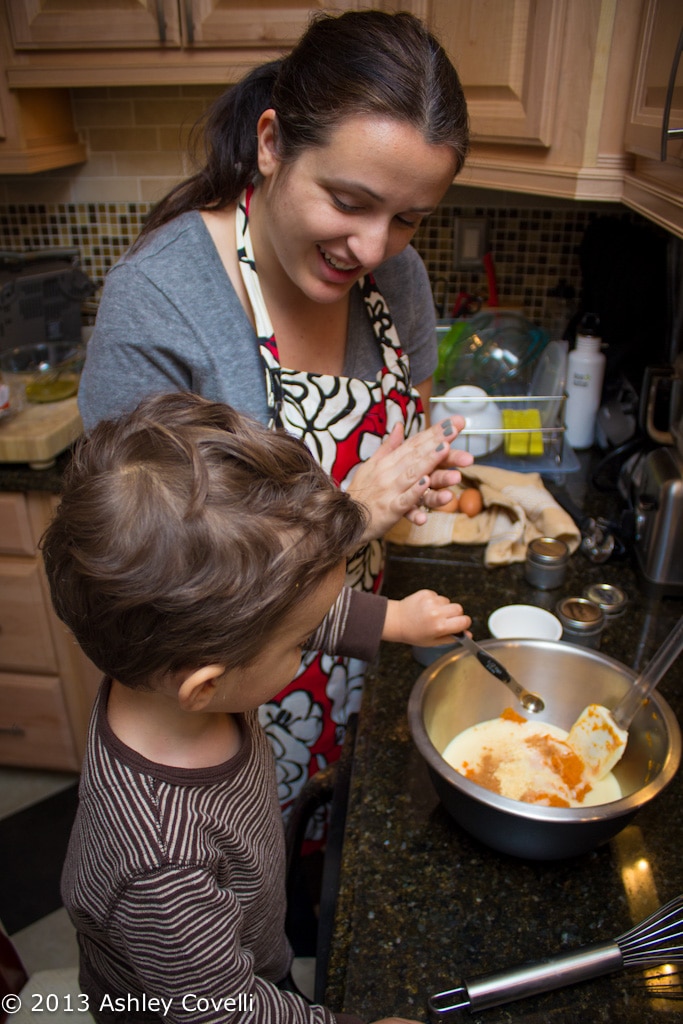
[42,392,424,1024]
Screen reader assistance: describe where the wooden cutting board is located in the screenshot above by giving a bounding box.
[0,397,83,469]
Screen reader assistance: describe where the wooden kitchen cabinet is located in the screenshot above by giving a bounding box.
[430,0,564,149]
[2,0,378,86]
[0,83,86,174]
[0,491,101,771]
[0,558,58,674]
[0,2,86,173]
[622,0,683,237]
[438,0,644,203]
[0,672,77,770]
[5,0,361,50]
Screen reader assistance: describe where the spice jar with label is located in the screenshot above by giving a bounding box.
[525,537,569,590]
[555,597,605,649]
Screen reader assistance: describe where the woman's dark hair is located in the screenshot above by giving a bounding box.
[41,392,367,689]
[139,9,469,237]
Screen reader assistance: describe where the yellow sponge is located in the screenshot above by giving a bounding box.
[502,408,544,455]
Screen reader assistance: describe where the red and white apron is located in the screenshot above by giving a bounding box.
[237,188,424,840]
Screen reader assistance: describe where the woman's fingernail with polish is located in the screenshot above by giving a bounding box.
[419,477,427,485]
[435,442,445,452]
[441,420,454,436]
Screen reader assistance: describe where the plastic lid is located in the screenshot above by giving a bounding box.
[577,312,601,337]
[555,597,605,632]
[527,537,570,565]
[583,583,628,617]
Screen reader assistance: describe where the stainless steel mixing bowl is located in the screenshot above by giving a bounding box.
[408,639,681,860]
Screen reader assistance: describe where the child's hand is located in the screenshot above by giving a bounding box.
[382,590,471,646]
[371,1019,423,1024]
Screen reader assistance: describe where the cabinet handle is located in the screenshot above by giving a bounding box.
[155,0,167,44]
[184,0,195,45]
[0,725,26,738]
[661,27,683,161]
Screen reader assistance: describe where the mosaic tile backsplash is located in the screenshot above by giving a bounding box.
[1,195,636,334]
[0,84,668,337]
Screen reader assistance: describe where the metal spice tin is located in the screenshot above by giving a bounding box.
[525,537,569,590]
[555,596,605,649]
[583,582,628,618]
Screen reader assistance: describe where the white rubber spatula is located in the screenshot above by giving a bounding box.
[568,616,683,782]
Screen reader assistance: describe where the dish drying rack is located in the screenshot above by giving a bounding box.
[429,393,579,474]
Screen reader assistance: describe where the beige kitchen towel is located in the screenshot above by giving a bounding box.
[386,464,580,566]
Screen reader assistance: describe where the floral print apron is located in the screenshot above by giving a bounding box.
[237,188,424,841]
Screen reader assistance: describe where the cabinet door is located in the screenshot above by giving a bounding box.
[6,0,182,48]
[430,0,565,147]
[0,671,78,770]
[0,558,58,673]
[6,0,365,50]
[0,493,34,556]
[625,0,683,163]
[188,1,364,48]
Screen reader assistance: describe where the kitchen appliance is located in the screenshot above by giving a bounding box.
[639,364,680,446]
[0,249,95,354]
[407,639,680,860]
[629,444,683,597]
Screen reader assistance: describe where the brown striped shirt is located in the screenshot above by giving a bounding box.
[61,681,363,1024]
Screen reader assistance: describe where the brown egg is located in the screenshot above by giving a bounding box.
[436,492,460,514]
[458,487,483,517]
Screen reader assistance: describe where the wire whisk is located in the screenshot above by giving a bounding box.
[429,894,683,1017]
[618,894,683,967]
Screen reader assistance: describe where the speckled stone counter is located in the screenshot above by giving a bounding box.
[324,459,683,1024]
[0,448,71,493]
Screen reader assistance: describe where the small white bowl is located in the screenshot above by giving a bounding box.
[488,604,562,641]
[431,385,503,457]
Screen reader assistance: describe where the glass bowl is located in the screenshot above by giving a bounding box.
[0,341,85,403]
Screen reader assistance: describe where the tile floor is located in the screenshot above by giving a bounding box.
[0,767,79,977]
[0,765,316,1004]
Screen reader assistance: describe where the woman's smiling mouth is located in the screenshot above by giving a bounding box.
[317,244,359,273]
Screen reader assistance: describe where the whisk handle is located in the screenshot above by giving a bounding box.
[430,941,624,1015]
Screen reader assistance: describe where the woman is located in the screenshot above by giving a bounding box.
[79,9,472,830]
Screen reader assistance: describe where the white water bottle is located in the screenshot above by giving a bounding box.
[564,315,605,450]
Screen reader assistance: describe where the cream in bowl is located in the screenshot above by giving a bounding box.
[442,707,622,809]
[407,640,681,859]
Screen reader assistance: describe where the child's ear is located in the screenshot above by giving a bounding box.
[177,665,227,712]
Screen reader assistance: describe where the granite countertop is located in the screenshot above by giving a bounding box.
[324,456,683,1024]
[0,448,72,493]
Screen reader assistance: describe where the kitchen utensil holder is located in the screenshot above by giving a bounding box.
[430,393,568,464]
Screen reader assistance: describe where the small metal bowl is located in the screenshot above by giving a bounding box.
[408,639,681,860]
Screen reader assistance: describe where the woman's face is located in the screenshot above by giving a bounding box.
[254,111,457,304]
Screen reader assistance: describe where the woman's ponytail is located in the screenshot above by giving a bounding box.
[138,61,280,239]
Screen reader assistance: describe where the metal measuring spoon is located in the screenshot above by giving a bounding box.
[453,632,545,714]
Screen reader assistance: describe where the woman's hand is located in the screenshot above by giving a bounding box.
[382,590,471,647]
[347,417,474,542]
